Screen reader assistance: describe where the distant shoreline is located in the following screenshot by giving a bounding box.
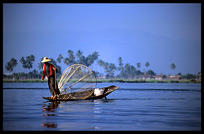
[3,78,201,83]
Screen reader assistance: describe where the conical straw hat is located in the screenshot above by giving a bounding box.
[41,57,51,63]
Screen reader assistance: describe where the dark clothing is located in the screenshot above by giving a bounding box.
[48,76,60,96]
[41,63,60,96]
[42,64,54,79]
[45,65,50,76]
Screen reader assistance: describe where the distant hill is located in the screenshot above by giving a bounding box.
[3,28,201,75]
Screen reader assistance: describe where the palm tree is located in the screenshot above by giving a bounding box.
[170,63,176,70]
[28,54,35,62]
[136,62,141,69]
[92,51,99,59]
[124,63,136,79]
[5,62,13,72]
[63,57,70,66]
[25,55,34,70]
[78,55,86,65]
[108,63,117,78]
[20,56,27,72]
[5,58,18,73]
[145,61,150,68]
[80,51,99,67]
[97,59,105,67]
[76,50,83,59]
[20,55,35,73]
[64,50,75,66]
[86,51,99,67]
[38,57,44,70]
[170,63,176,75]
[118,57,123,71]
[5,58,18,80]
[97,59,117,78]
[10,58,18,66]
[57,54,63,63]
[67,49,75,64]
[64,50,99,67]
[27,54,35,70]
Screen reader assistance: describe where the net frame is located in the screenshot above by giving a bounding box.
[58,64,97,99]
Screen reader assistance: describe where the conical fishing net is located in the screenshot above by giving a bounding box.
[58,64,97,99]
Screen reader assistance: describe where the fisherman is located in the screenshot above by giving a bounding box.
[41,57,60,99]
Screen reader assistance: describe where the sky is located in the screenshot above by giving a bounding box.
[3,3,201,75]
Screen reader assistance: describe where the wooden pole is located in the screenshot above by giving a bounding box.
[53,65,57,100]
[54,65,57,90]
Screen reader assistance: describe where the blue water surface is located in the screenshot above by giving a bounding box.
[3,83,201,131]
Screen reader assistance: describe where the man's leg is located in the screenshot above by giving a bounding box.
[48,77,54,97]
[50,77,57,99]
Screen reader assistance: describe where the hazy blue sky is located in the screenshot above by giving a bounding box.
[3,3,201,75]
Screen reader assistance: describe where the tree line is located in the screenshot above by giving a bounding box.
[4,49,197,80]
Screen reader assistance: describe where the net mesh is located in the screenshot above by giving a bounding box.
[58,64,97,98]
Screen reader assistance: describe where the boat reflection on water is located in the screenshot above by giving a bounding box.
[41,101,59,128]
[41,99,114,130]
[41,122,57,128]
[42,101,59,113]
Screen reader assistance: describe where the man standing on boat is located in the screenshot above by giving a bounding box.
[41,57,60,99]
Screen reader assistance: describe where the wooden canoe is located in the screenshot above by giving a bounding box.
[42,85,119,101]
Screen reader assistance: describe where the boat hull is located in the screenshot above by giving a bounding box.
[42,85,119,101]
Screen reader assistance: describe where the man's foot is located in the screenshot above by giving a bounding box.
[50,95,55,99]
[53,95,57,100]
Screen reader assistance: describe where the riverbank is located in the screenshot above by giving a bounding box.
[3,78,201,83]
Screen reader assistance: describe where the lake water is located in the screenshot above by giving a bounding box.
[3,83,201,131]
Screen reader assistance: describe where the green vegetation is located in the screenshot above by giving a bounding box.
[63,49,99,67]
[20,55,35,72]
[4,49,201,83]
[5,58,18,73]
